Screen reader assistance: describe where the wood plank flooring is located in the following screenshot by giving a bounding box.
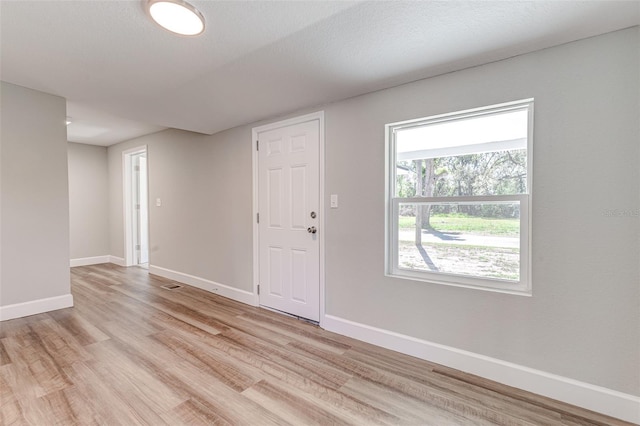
[0,263,633,425]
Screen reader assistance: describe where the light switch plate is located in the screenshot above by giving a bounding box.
[330,194,338,208]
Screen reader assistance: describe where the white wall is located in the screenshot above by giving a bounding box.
[0,82,73,319]
[68,142,109,261]
[108,28,639,402]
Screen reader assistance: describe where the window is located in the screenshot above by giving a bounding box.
[386,99,533,294]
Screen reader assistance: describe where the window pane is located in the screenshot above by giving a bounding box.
[397,202,520,282]
[394,108,529,197]
[396,150,527,197]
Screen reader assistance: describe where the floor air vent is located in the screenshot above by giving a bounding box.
[161,283,182,290]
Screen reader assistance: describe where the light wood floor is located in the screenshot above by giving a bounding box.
[0,264,632,425]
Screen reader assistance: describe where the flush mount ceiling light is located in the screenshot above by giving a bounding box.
[146,0,205,36]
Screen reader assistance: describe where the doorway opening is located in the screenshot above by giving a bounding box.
[123,147,149,268]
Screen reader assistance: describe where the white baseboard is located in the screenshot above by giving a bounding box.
[70,255,111,267]
[322,314,640,424]
[108,256,126,266]
[148,265,258,307]
[0,294,74,322]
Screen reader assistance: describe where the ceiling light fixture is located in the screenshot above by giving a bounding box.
[146,0,205,36]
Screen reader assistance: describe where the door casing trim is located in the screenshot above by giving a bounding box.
[251,111,325,326]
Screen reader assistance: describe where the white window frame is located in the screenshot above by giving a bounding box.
[385,99,533,295]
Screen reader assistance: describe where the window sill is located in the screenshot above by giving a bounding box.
[386,270,532,296]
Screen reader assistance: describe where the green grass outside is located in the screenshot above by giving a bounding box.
[399,213,519,237]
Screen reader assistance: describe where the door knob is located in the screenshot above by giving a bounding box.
[307,226,317,234]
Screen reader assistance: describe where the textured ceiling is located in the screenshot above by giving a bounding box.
[1,1,638,146]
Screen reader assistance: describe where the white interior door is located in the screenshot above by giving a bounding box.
[123,146,149,267]
[132,154,141,263]
[131,151,149,265]
[258,118,320,321]
[138,155,149,264]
